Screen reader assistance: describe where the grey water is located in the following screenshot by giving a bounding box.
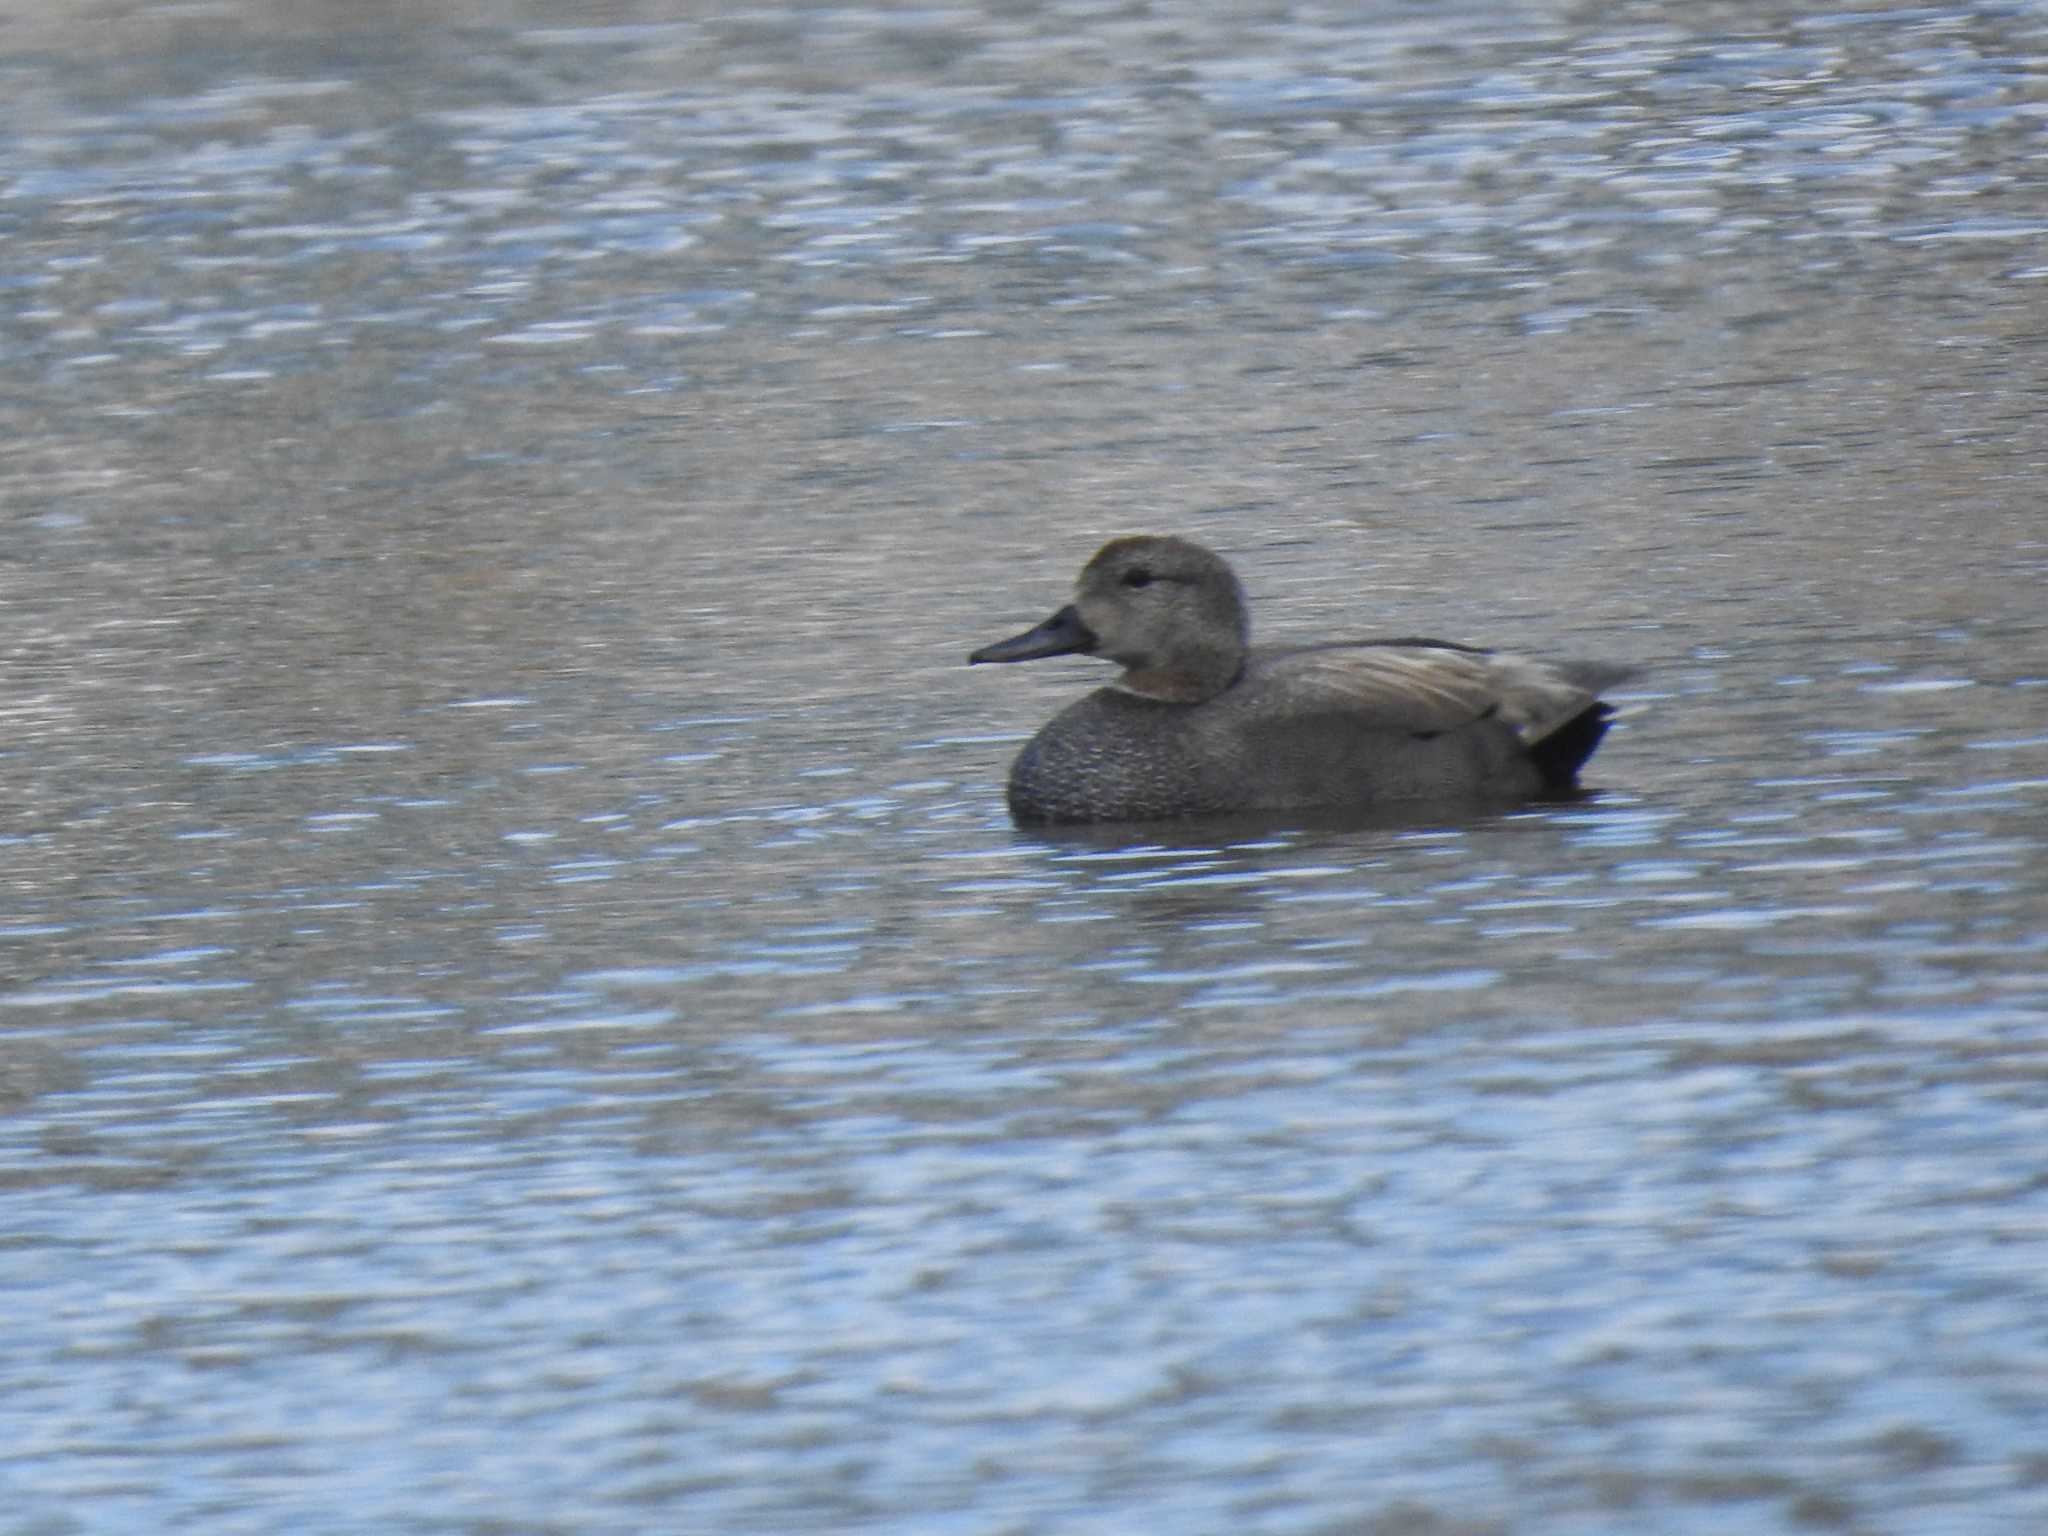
[4,1,2047,1532]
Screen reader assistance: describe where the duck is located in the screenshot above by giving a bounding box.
[969,534,1634,826]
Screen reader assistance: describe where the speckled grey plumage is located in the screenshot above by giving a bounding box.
[971,535,1634,826]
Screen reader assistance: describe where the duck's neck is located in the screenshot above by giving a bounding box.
[1111,654,1243,704]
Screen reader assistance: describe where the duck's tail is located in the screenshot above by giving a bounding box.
[1528,699,1617,795]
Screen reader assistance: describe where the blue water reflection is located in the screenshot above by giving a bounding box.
[3,1,2047,1532]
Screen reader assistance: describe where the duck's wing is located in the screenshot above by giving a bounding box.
[1250,640,1626,743]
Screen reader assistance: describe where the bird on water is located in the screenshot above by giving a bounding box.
[970,534,1634,826]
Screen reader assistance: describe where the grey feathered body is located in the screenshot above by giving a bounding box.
[1005,639,1620,826]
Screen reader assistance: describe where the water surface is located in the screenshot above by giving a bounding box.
[4,2,2047,1532]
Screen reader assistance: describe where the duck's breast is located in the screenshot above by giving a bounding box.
[1006,689,1244,824]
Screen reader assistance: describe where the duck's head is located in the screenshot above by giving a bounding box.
[969,535,1250,703]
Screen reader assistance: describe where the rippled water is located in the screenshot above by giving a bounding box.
[5,2,2047,1532]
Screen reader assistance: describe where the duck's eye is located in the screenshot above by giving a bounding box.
[1121,568,1154,590]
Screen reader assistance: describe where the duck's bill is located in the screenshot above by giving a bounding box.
[969,604,1098,664]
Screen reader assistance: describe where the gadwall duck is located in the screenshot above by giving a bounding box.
[970,535,1634,826]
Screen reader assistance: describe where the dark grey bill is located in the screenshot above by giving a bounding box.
[968,604,1098,664]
